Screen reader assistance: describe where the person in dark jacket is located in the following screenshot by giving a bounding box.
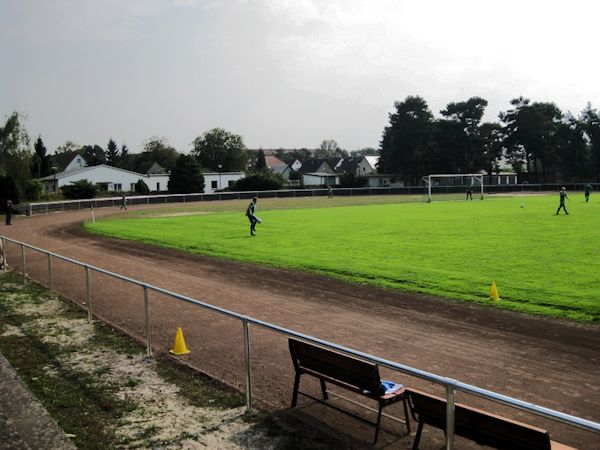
[584,184,592,203]
[245,197,261,236]
[5,199,13,225]
[556,187,569,215]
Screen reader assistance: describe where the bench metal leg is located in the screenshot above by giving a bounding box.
[291,373,301,407]
[374,402,384,444]
[412,420,424,450]
[403,397,411,434]
[320,379,328,400]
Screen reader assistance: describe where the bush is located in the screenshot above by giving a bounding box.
[61,180,97,199]
[338,173,368,188]
[24,179,45,201]
[230,172,285,191]
[135,179,150,195]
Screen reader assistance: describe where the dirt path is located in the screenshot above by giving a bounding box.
[2,206,599,449]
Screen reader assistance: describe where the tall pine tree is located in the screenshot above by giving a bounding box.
[106,138,119,166]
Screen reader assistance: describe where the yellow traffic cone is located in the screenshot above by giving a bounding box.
[169,327,191,355]
[489,281,500,301]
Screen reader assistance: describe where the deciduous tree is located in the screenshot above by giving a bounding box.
[192,128,248,172]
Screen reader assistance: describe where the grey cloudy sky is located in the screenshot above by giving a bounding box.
[1,0,599,154]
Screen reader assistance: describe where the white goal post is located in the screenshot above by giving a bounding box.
[422,173,485,202]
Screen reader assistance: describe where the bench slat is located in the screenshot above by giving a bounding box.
[290,339,382,395]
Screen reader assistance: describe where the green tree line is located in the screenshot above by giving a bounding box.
[378,96,600,184]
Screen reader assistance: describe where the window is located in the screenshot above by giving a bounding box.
[130,183,136,191]
[211,180,217,189]
[114,183,122,191]
[156,183,160,191]
[228,180,234,187]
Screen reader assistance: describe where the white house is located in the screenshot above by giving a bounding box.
[357,156,379,175]
[41,165,170,193]
[203,172,245,193]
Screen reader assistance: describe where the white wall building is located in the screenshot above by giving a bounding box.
[302,172,338,186]
[203,172,245,193]
[41,165,170,193]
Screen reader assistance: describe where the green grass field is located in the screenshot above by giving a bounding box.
[84,194,600,322]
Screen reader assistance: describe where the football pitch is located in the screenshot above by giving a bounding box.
[84,194,600,322]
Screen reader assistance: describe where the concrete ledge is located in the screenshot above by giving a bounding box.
[0,352,76,450]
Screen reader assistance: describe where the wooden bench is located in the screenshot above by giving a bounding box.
[406,388,576,450]
[288,338,410,443]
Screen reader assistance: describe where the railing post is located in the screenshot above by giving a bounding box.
[21,243,26,284]
[143,286,152,357]
[48,254,53,297]
[242,319,252,411]
[1,237,6,271]
[445,385,455,450]
[85,266,92,323]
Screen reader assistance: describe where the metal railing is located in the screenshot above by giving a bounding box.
[0,235,598,449]
[25,183,600,216]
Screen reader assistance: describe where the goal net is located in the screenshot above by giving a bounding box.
[422,174,484,203]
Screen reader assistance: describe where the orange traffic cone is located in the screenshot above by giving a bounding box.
[169,327,191,355]
[489,281,500,301]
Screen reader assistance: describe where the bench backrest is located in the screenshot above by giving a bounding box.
[408,389,552,450]
[289,339,383,397]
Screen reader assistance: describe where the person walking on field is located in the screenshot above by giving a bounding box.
[466,185,473,200]
[556,187,569,215]
[120,193,127,210]
[328,185,333,199]
[5,199,13,225]
[584,184,593,203]
[246,197,261,236]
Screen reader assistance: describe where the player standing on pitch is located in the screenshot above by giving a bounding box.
[246,196,261,236]
[556,187,569,215]
[584,183,592,203]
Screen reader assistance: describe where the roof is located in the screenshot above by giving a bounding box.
[334,157,361,173]
[364,156,379,169]
[50,152,82,172]
[264,155,285,168]
[136,161,167,174]
[40,164,158,181]
[303,172,337,177]
[271,164,291,174]
[299,159,333,174]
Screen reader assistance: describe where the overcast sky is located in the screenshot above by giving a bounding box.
[1,0,599,154]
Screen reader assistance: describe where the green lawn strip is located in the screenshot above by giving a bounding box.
[0,273,345,449]
[85,195,600,321]
[0,275,127,448]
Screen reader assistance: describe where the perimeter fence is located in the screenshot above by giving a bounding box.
[25,183,599,215]
[0,235,598,449]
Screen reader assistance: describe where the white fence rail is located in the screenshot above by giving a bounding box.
[25,183,600,216]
